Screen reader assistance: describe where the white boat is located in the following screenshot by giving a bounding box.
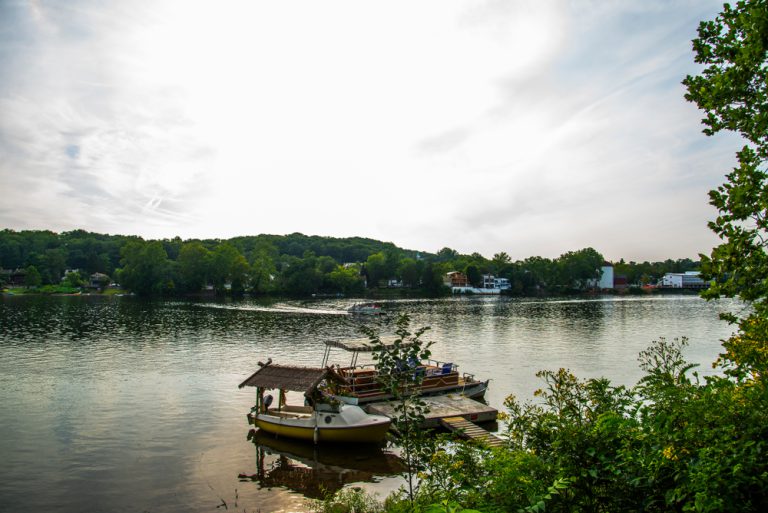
[320,338,490,405]
[348,303,385,315]
[239,361,392,444]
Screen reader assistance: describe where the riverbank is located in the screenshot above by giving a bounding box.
[2,284,704,302]
[1,286,128,296]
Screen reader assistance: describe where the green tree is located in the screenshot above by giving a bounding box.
[41,248,67,285]
[435,247,459,263]
[209,242,250,294]
[521,256,555,290]
[683,0,768,376]
[327,265,364,295]
[365,252,388,287]
[492,251,512,275]
[316,255,338,275]
[63,270,84,288]
[24,265,41,288]
[361,314,433,506]
[554,248,604,290]
[383,249,402,281]
[249,254,277,294]
[464,264,482,287]
[397,257,422,288]
[421,260,450,295]
[177,242,211,293]
[119,240,173,296]
[279,254,322,296]
[247,239,278,294]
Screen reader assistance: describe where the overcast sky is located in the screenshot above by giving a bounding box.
[0,0,744,261]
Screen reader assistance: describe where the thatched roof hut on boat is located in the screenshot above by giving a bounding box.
[238,360,346,397]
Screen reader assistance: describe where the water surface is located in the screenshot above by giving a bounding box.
[0,294,740,512]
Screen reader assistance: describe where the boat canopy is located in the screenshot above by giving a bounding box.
[322,337,414,367]
[238,362,346,395]
[324,336,411,353]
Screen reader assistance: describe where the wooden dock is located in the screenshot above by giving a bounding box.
[366,393,498,429]
[440,416,505,448]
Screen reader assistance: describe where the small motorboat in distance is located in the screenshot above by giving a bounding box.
[348,303,385,315]
[238,360,392,444]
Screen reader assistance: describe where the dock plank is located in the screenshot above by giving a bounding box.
[366,394,498,428]
[441,416,505,448]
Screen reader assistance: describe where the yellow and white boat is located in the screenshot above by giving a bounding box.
[239,360,391,444]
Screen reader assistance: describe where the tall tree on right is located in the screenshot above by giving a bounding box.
[683,0,768,378]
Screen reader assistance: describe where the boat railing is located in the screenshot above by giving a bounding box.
[334,360,469,397]
[337,365,382,394]
[282,404,313,414]
[425,360,457,375]
[266,407,312,419]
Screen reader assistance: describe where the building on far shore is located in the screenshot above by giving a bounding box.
[482,274,511,290]
[598,262,614,290]
[444,271,469,288]
[1,268,27,287]
[661,271,709,289]
[446,272,510,294]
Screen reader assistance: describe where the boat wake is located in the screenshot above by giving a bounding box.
[191,303,348,316]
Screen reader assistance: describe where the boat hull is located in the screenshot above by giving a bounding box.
[254,417,390,443]
[248,406,391,444]
[335,379,490,405]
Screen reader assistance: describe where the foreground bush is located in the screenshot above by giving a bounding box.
[409,337,768,512]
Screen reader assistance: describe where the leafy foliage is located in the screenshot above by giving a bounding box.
[308,487,385,513]
[118,240,173,296]
[407,337,768,513]
[2,229,679,297]
[683,0,768,378]
[362,314,434,505]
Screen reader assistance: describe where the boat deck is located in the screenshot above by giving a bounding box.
[264,405,313,419]
[366,394,498,428]
[336,364,485,403]
[264,409,311,420]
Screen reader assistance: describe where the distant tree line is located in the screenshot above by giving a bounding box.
[0,229,699,297]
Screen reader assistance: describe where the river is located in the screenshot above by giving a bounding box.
[0,294,740,512]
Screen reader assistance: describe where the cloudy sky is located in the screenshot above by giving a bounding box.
[0,0,744,261]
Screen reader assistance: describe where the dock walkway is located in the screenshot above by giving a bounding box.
[366,394,498,428]
[440,416,505,448]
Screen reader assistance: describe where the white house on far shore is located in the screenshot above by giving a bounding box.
[661,271,709,289]
[598,263,614,290]
[445,272,510,294]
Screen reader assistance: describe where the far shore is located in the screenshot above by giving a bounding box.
[2,285,704,300]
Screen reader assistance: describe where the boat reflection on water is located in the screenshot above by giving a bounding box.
[239,429,404,499]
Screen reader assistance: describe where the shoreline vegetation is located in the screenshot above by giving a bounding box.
[1,284,704,299]
[0,228,700,299]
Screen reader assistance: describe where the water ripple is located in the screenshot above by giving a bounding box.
[0,294,741,512]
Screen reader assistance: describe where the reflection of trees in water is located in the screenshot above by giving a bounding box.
[238,430,403,499]
[513,299,607,337]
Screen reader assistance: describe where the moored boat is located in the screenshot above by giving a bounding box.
[238,360,392,444]
[320,338,490,405]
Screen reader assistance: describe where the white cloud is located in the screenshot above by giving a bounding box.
[0,0,744,261]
